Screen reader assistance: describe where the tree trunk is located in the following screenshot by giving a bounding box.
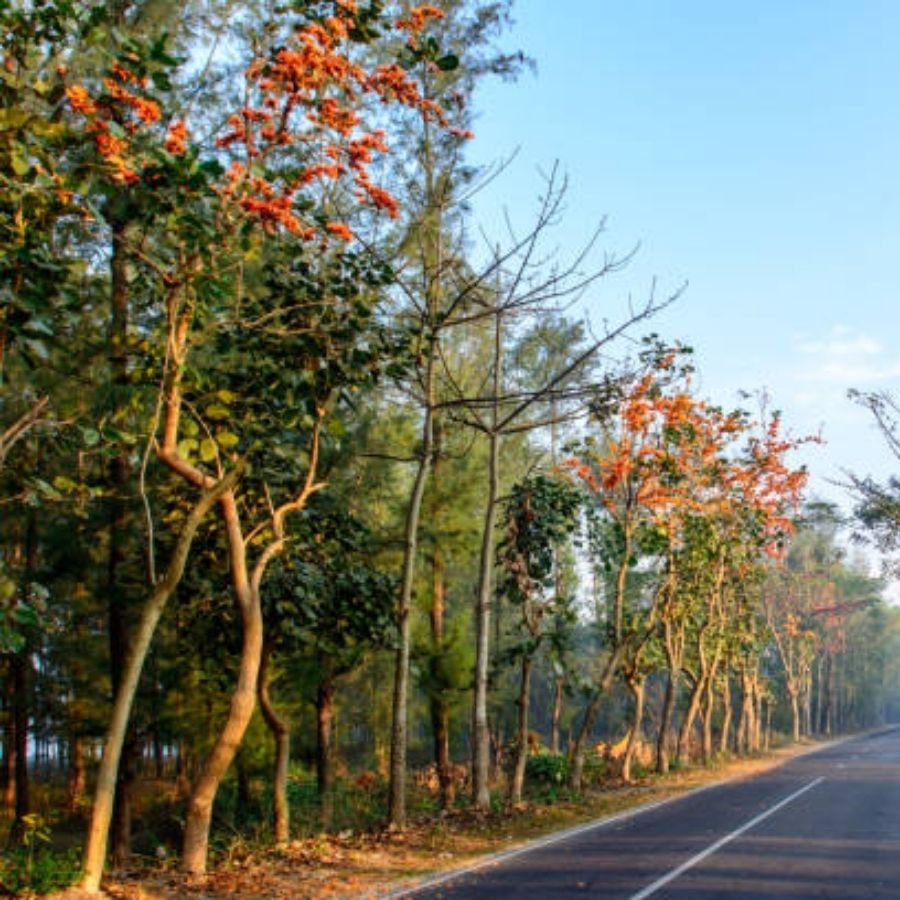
[622,675,645,783]
[568,649,619,791]
[107,220,135,868]
[656,624,680,774]
[701,677,715,764]
[789,691,800,744]
[388,349,435,826]
[428,468,453,811]
[550,675,564,755]
[181,569,263,874]
[316,672,336,830]
[676,674,704,766]
[257,640,290,845]
[67,735,86,815]
[472,424,501,810]
[80,474,234,893]
[509,654,533,804]
[718,675,732,757]
[2,668,13,815]
[11,650,29,828]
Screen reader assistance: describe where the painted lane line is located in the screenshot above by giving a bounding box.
[628,776,826,900]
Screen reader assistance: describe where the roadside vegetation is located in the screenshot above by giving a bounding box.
[2,1,900,897]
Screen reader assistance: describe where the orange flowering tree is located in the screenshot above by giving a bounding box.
[61,1,462,886]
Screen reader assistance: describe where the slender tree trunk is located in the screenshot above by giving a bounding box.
[181,567,263,874]
[568,649,619,791]
[789,691,800,744]
[509,654,533,804]
[316,672,336,830]
[550,676,564,755]
[107,221,135,867]
[622,675,645,783]
[676,673,704,766]
[257,640,290,845]
[388,348,435,826]
[472,310,502,811]
[80,474,234,893]
[67,735,86,814]
[11,650,29,828]
[2,669,13,815]
[656,623,680,774]
[718,675,732,757]
[701,676,715,764]
[428,429,453,811]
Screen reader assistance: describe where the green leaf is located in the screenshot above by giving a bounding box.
[199,438,217,462]
[177,437,198,457]
[0,108,29,131]
[435,54,459,72]
[216,431,239,449]
[10,141,29,175]
[205,403,230,421]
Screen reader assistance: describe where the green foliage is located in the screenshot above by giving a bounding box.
[0,815,80,895]
[525,751,568,786]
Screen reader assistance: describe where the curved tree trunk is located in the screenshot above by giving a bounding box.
[568,649,620,792]
[509,654,534,804]
[80,474,234,893]
[622,675,645,783]
[676,673,704,767]
[181,573,263,874]
[257,640,290,845]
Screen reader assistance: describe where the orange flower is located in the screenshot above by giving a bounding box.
[325,221,353,241]
[66,85,96,115]
[165,120,189,155]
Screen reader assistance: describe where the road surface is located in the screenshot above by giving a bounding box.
[402,727,900,898]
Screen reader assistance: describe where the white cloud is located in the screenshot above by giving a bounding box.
[795,326,900,384]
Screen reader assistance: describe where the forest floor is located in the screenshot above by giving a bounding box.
[49,739,829,900]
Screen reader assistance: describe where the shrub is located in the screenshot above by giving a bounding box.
[525,752,568,786]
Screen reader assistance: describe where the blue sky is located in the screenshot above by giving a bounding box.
[467,0,900,531]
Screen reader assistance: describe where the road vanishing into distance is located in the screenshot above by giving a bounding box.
[399,727,900,899]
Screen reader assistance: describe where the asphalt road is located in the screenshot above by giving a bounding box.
[401,727,900,899]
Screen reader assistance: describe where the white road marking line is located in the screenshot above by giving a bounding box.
[628,776,826,900]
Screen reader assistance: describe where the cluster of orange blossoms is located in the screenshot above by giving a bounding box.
[65,5,464,242]
[65,59,187,184]
[217,4,452,239]
[564,365,811,561]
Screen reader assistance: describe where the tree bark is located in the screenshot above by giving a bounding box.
[789,691,800,744]
[429,528,454,810]
[257,640,290,845]
[67,735,86,815]
[550,676,564,755]
[107,220,135,867]
[718,675,732,757]
[316,671,336,830]
[509,654,533,804]
[388,347,435,826]
[2,667,13,815]
[656,622,680,774]
[622,675,645,783]
[80,472,236,893]
[472,311,503,811]
[181,497,263,874]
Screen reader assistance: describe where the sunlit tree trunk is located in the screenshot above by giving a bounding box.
[80,474,235,893]
[622,673,645,783]
[258,639,290,844]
